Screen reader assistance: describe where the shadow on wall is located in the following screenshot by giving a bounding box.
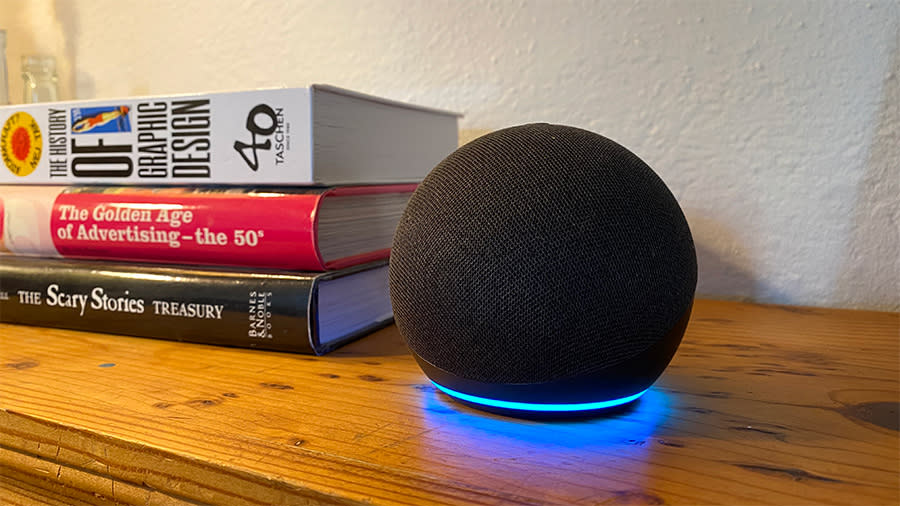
[685,213,760,304]
[833,36,900,312]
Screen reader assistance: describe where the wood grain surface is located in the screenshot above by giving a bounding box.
[0,299,897,505]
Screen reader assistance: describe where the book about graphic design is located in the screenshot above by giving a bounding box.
[0,84,459,185]
[0,256,392,355]
[0,184,414,270]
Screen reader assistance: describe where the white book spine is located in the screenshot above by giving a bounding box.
[0,88,314,184]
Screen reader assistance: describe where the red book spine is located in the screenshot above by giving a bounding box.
[0,185,412,270]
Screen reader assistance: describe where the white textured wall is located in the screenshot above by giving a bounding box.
[4,0,898,310]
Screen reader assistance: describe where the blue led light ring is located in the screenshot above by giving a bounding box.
[432,382,649,413]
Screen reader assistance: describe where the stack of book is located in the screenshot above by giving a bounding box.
[0,85,459,354]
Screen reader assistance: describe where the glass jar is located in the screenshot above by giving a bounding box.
[22,55,58,103]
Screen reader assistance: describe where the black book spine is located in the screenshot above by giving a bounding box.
[0,257,320,354]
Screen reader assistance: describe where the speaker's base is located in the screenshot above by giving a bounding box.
[414,306,691,418]
[431,381,648,417]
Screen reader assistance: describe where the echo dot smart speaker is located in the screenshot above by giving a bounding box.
[389,123,696,416]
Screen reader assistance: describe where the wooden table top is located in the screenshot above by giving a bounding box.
[0,299,897,505]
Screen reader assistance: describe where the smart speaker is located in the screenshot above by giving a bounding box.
[389,123,697,416]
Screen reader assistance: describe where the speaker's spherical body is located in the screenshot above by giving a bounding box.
[389,123,696,415]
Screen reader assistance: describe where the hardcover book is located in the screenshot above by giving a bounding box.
[0,84,459,185]
[0,256,392,355]
[0,184,415,270]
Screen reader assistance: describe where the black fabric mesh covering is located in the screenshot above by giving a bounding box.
[389,123,697,384]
